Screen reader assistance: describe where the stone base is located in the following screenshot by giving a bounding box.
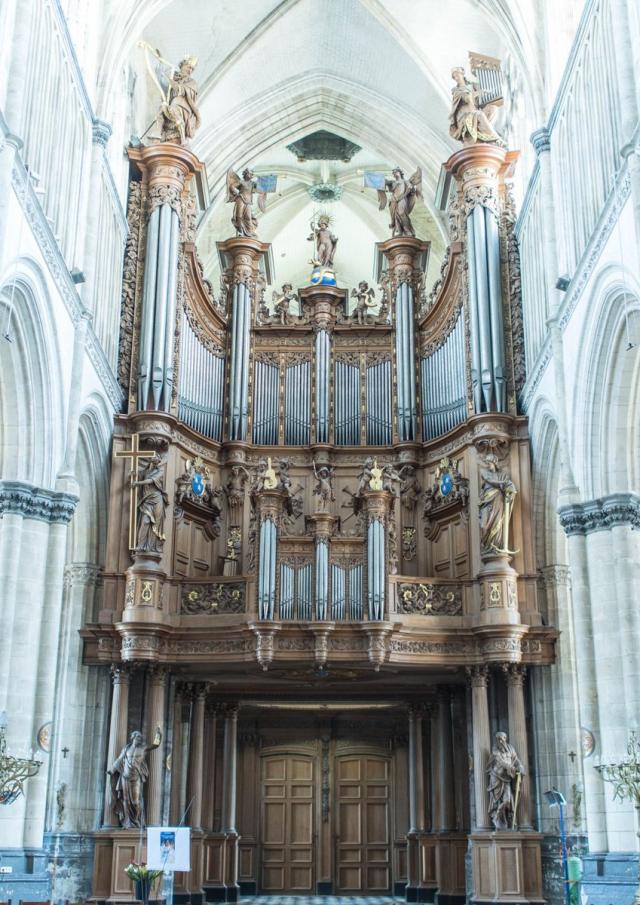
[581,851,639,905]
[470,831,545,903]
[0,846,51,902]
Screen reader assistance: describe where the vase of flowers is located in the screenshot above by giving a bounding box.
[124,862,162,904]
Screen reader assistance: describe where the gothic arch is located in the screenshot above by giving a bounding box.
[574,264,640,499]
[0,258,65,489]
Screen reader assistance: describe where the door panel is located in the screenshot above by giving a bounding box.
[336,755,391,893]
[260,754,315,893]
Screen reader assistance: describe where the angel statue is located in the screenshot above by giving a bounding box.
[351,281,376,325]
[226,168,266,238]
[377,168,422,238]
[138,42,200,144]
[449,67,505,147]
[312,461,335,511]
[308,214,338,268]
[272,283,298,326]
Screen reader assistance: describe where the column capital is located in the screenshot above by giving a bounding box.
[110,663,132,685]
[466,664,489,687]
[530,127,551,156]
[501,662,527,685]
[148,665,169,686]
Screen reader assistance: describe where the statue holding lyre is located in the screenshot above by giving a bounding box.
[138,42,201,144]
[479,452,517,557]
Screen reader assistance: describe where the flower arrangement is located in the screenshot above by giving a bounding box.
[124,862,162,904]
[124,862,162,882]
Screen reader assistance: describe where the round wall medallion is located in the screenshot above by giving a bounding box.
[37,721,52,753]
[581,727,596,758]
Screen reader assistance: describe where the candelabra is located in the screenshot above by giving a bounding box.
[0,712,42,804]
[595,730,640,905]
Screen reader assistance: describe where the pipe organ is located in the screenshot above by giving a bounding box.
[95,136,554,905]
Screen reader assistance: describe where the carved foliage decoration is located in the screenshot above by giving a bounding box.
[118,180,142,400]
[181,583,245,614]
[397,582,463,616]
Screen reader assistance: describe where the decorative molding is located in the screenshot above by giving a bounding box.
[558,493,640,535]
[0,480,78,523]
[396,582,463,616]
[181,583,245,615]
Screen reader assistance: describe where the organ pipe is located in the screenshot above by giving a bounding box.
[177,309,225,440]
[420,310,466,441]
[395,282,417,440]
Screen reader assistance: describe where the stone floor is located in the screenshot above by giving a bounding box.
[240,898,403,904]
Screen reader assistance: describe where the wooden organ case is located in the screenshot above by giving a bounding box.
[84,140,555,905]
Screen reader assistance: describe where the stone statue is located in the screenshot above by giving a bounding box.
[313,461,334,510]
[377,168,422,238]
[356,457,375,496]
[132,455,169,553]
[226,168,266,237]
[272,284,298,325]
[139,43,201,144]
[308,214,337,268]
[449,67,505,147]
[487,731,524,830]
[226,465,249,507]
[381,462,402,493]
[109,729,162,828]
[479,453,517,556]
[351,281,376,325]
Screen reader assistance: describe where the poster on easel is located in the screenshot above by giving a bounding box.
[146,826,191,872]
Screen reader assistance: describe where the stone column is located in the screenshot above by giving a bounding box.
[221,705,239,833]
[203,703,218,830]
[145,666,168,826]
[103,665,131,825]
[504,664,532,829]
[170,683,185,824]
[468,666,491,830]
[433,687,456,832]
[187,684,207,829]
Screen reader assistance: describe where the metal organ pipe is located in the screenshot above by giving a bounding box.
[420,311,467,441]
[485,206,506,412]
[137,207,159,409]
[466,212,482,413]
[315,329,330,443]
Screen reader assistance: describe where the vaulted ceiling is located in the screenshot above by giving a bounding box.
[96,0,575,292]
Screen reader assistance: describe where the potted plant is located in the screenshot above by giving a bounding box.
[124,861,163,904]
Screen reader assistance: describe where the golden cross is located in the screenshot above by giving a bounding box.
[115,433,156,551]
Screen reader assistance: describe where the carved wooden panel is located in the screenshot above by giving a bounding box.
[335,755,391,893]
[425,514,469,579]
[174,517,215,578]
[260,754,316,893]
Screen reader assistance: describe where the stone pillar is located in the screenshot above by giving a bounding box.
[145,666,168,826]
[187,684,207,829]
[378,237,427,442]
[504,664,532,829]
[468,666,491,830]
[217,237,271,441]
[170,683,185,825]
[221,705,239,833]
[298,283,345,446]
[434,687,456,832]
[103,665,131,825]
[128,143,205,412]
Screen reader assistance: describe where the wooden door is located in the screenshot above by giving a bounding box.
[260,754,315,893]
[335,754,391,893]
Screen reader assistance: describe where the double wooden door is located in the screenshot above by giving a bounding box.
[259,751,391,894]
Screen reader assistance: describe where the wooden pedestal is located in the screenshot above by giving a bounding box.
[470,832,545,904]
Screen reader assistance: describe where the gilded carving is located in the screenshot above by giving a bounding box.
[181,583,245,614]
[397,582,462,616]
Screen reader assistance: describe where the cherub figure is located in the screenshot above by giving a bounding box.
[138,43,200,144]
[272,283,298,326]
[377,168,422,238]
[226,168,266,237]
[351,281,376,325]
[308,214,338,268]
[313,461,335,511]
[369,460,384,491]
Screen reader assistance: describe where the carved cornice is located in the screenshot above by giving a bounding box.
[558,493,640,535]
[0,480,78,524]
